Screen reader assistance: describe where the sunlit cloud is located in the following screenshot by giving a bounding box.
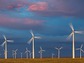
[28,2,48,11]
[0,15,45,30]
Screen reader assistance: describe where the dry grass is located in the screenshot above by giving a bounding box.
[0,58,84,63]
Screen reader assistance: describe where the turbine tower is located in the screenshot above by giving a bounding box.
[0,54,1,58]
[67,23,83,59]
[76,44,84,58]
[38,47,45,59]
[1,35,13,59]
[12,50,14,59]
[29,51,32,58]
[25,48,30,58]
[28,30,41,59]
[12,49,18,59]
[20,52,23,59]
[52,53,55,59]
[55,47,63,58]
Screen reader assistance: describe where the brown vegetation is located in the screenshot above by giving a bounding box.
[0,58,84,63]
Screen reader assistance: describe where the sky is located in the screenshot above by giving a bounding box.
[0,0,84,58]
[0,0,84,41]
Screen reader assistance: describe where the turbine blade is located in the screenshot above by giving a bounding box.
[15,49,18,51]
[7,40,14,42]
[38,51,40,53]
[3,35,6,41]
[30,30,34,36]
[81,44,83,48]
[26,48,28,51]
[40,47,42,50]
[67,32,73,40]
[42,50,45,52]
[75,31,84,34]
[76,48,80,50]
[69,23,74,31]
[55,47,58,50]
[28,38,33,44]
[35,36,41,39]
[60,47,63,49]
[25,51,27,53]
[81,49,84,53]
[1,41,5,46]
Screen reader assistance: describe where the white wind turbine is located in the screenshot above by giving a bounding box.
[12,50,14,59]
[12,49,18,59]
[52,53,55,59]
[76,44,84,58]
[67,23,83,59]
[20,52,23,59]
[29,51,32,58]
[38,47,45,59]
[25,48,30,58]
[1,35,14,59]
[55,47,63,58]
[28,30,41,59]
[0,54,1,58]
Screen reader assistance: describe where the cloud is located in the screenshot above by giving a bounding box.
[1,0,84,16]
[0,15,44,30]
[28,2,48,11]
[0,0,30,10]
[27,0,84,17]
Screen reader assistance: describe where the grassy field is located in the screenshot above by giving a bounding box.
[0,58,84,63]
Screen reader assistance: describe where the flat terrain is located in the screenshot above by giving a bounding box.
[0,58,84,63]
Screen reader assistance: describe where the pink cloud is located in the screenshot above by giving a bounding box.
[7,4,24,9]
[28,2,48,11]
[0,0,31,10]
[24,19,44,25]
[0,15,44,29]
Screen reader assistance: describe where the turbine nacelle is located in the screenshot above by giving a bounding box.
[67,23,84,40]
[39,47,45,53]
[55,47,63,50]
[1,35,14,46]
[28,30,41,44]
[25,48,30,53]
[76,44,84,53]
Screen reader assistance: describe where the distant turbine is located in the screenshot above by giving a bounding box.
[0,54,1,58]
[67,23,83,59]
[12,50,14,59]
[52,53,55,59]
[20,52,23,59]
[76,44,84,58]
[38,47,45,59]
[29,51,32,58]
[12,49,18,59]
[25,48,30,58]
[55,47,63,58]
[28,30,41,59]
[1,35,14,59]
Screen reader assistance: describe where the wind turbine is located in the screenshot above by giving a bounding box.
[0,54,1,58]
[52,53,55,59]
[28,30,41,59]
[25,48,30,58]
[20,52,23,59]
[67,23,83,59]
[38,47,45,59]
[55,47,63,59]
[12,50,14,59]
[1,35,14,59]
[12,49,18,59]
[29,51,32,58]
[76,44,84,58]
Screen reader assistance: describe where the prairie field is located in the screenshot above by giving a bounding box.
[0,58,84,63]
